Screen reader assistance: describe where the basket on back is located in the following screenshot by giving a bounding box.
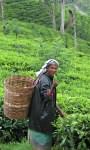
[4,76,34,119]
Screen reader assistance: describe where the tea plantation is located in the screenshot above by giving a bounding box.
[0,0,90,150]
[0,20,90,149]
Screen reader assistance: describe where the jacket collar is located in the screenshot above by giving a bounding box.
[45,73,54,81]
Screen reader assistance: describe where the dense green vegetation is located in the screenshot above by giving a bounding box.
[0,141,32,150]
[0,0,90,149]
[5,0,90,41]
[5,0,52,26]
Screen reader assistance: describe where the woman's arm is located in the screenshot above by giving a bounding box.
[56,104,65,117]
[50,81,65,118]
[40,77,65,117]
[40,77,52,101]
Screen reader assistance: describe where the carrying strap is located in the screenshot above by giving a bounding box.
[33,77,40,87]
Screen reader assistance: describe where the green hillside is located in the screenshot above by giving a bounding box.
[0,20,90,149]
[4,0,90,42]
[0,0,90,149]
[5,0,52,26]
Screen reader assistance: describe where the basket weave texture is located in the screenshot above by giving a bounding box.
[4,76,34,119]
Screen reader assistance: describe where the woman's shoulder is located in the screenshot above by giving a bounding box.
[39,74,49,84]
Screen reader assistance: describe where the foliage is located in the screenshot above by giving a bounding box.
[53,114,90,150]
[0,99,29,143]
[0,140,32,150]
[4,0,90,41]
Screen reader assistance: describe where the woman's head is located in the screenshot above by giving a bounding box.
[36,59,59,77]
[46,61,58,77]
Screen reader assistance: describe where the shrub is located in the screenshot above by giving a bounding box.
[0,99,28,143]
[53,114,90,150]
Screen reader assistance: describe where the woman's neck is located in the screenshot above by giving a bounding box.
[45,72,54,80]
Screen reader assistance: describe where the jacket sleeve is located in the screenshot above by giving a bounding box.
[39,77,52,101]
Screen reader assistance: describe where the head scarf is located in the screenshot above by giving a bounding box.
[36,59,59,77]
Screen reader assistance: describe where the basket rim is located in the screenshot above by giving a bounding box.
[4,75,35,89]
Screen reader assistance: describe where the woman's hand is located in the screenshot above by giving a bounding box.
[56,109,65,117]
[46,89,51,96]
[56,105,66,118]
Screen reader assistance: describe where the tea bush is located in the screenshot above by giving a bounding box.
[0,99,28,143]
[53,114,90,150]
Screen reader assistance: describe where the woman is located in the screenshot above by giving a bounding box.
[28,59,64,150]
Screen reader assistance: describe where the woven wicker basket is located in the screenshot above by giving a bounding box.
[4,76,34,119]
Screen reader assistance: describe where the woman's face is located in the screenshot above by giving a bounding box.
[47,64,58,77]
